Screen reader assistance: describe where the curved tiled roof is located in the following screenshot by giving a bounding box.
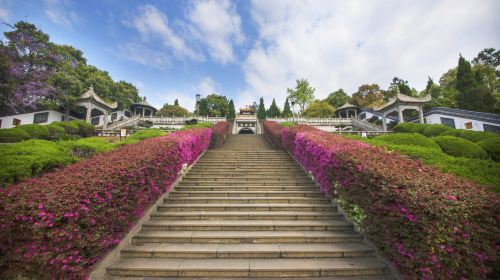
[375,93,431,111]
[78,87,118,109]
[132,97,156,110]
[337,102,358,110]
[419,107,500,124]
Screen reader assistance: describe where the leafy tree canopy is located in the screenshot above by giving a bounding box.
[282,97,293,117]
[324,89,350,109]
[156,104,189,117]
[302,100,335,118]
[257,97,266,119]
[228,99,236,119]
[199,94,229,117]
[287,78,315,114]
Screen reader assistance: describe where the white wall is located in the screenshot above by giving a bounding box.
[360,111,396,123]
[425,113,499,132]
[0,110,66,129]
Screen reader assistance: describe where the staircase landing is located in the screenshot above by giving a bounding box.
[105,135,391,279]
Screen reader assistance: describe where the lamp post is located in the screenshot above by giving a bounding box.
[290,96,296,122]
[195,94,201,117]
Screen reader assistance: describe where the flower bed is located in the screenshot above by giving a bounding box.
[210,121,230,148]
[263,120,285,149]
[0,127,211,279]
[265,122,498,279]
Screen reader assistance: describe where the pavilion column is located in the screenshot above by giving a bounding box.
[418,107,424,124]
[354,110,357,119]
[382,113,387,132]
[103,111,108,129]
[85,105,92,123]
[398,108,404,123]
[142,107,145,117]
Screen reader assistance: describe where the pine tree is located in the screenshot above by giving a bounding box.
[456,55,495,112]
[282,98,292,117]
[174,99,179,106]
[257,97,266,119]
[267,98,280,118]
[228,99,236,119]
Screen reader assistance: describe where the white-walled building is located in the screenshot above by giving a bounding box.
[415,107,500,133]
[0,110,80,129]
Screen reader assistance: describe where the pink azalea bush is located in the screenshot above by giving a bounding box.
[267,122,498,279]
[210,121,230,148]
[263,121,284,149]
[0,127,211,279]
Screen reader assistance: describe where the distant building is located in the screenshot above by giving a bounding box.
[0,110,80,129]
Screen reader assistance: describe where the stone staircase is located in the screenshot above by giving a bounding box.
[105,135,391,279]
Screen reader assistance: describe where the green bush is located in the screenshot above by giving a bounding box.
[0,127,31,143]
[421,124,453,137]
[371,133,441,149]
[17,124,49,139]
[121,129,168,145]
[182,122,213,130]
[71,120,95,137]
[432,136,488,159]
[392,123,427,134]
[0,140,75,187]
[58,137,116,158]
[46,123,66,140]
[280,122,296,127]
[440,129,498,143]
[54,121,79,135]
[477,137,500,161]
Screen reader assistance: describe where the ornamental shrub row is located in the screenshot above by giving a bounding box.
[210,122,230,148]
[392,122,499,142]
[0,121,96,143]
[432,136,488,159]
[0,127,212,279]
[266,122,498,279]
[371,133,441,149]
[263,121,284,148]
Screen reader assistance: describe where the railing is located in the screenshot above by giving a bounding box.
[106,115,140,130]
[351,118,383,131]
[330,130,392,137]
[103,116,227,130]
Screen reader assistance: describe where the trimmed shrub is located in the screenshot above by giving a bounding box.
[281,128,497,278]
[280,124,319,153]
[0,140,75,187]
[46,123,66,140]
[17,124,49,139]
[0,127,31,143]
[122,129,168,145]
[182,122,213,130]
[433,136,488,159]
[440,129,498,143]
[58,137,116,158]
[210,121,230,148]
[54,121,80,136]
[392,122,427,134]
[372,133,441,149]
[71,120,95,137]
[477,137,500,161]
[0,128,211,279]
[421,124,453,137]
[263,121,285,149]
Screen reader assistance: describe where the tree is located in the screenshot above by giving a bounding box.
[174,99,179,106]
[472,48,500,69]
[228,99,236,119]
[198,98,208,116]
[266,98,280,118]
[282,97,292,117]
[456,55,495,112]
[387,77,417,99]
[156,104,189,117]
[351,84,384,108]
[287,78,315,114]
[324,89,349,109]
[199,94,229,117]
[302,101,335,118]
[257,97,266,119]
[0,43,13,115]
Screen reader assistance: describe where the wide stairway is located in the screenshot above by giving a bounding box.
[106,135,391,279]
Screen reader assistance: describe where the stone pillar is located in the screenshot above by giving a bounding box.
[398,108,404,123]
[103,111,108,129]
[142,107,145,117]
[418,107,424,124]
[85,105,92,123]
[354,110,357,119]
[382,114,387,132]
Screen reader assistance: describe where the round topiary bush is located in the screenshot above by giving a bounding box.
[0,127,31,143]
[440,129,498,143]
[392,123,427,134]
[477,137,500,161]
[421,124,453,137]
[46,123,66,140]
[71,120,95,137]
[432,136,488,159]
[17,124,49,139]
[373,133,441,149]
[54,121,79,136]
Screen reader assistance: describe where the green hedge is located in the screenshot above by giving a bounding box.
[17,124,49,139]
[46,123,66,140]
[182,122,213,130]
[58,137,117,158]
[421,124,453,137]
[0,140,75,187]
[477,137,500,162]
[432,136,488,159]
[72,120,95,137]
[371,133,441,149]
[0,127,31,143]
[53,121,80,136]
[439,129,498,143]
[122,129,168,145]
[392,123,427,134]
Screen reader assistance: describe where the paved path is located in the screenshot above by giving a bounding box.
[106,135,390,279]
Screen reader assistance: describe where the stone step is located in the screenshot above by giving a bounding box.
[179,181,316,186]
[141,220,353,231]
[175,186,318,191]
[170,191,324,198]
[181,178,313,182]
[185,174,308,178]
[164,197,330,204]
[187,171,306,176]
[121,243,375,259]
[150,210,343,221]
[157,203,336,212]
[132,231,363,244]
[106,257,387,278]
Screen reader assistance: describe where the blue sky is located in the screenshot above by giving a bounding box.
[1,0,499,111]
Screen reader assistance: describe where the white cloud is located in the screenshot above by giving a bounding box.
[237,0,500,110]
[117,42,171,69]
[197,76,217,95]
[188,0,244,63]
[0,7,9,22]
[130,4,203,61]
[44,0,79,28]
